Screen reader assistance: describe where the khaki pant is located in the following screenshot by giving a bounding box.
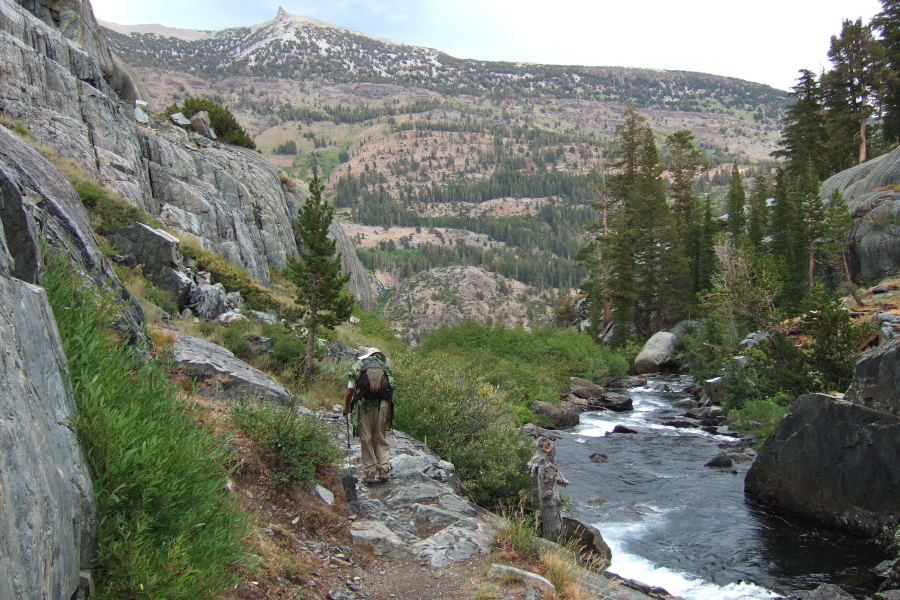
[358,400,390,480]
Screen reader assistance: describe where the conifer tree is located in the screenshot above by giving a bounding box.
[666,130,706,245]
[286,173,355,375]
[773,70,831,180]
[746,175,770,250]
[873,0,900,144]
[823,18,889,164]
[726,164,746,238]
[691,195,718,295]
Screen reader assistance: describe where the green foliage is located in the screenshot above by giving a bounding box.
[176,97,256,149]
[180,243,281,312]
[286,174,355,374]
[222,319,253,359]
[272,139,297,155]
[391,353,533,506]
[728,395,791,444]
[351,309,397,341]
[76,180,149,236]
[41,251,247,600]
[232,401,342,484]
[420,321,627,412]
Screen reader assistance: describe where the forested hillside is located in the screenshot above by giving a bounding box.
[101,8,787,300]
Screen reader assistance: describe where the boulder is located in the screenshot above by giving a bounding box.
[189,283,229,320]
[170,112,192,127]
[787,584,856,600]
[107,222,193,304]
[745,394,900,537]
[589,392,634,412]
[349,520,411,559]
[705,452,733,468]
[569,377,605,399]
[213,311,247,326]
[611,425,639,434]
[607,376,648,389]
[562,517,612,567]
[189,111,216,140]
[700,376,724,405]
[532,401,580,428]
[633,332,677,374]
[171,333,291,403]
[844,337,900,415]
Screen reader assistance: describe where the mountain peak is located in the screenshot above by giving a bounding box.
[276,6,290,20]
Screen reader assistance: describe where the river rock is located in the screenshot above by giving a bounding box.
[634,332,677,374]
[611,425,639,434]
[844,337,900,415]
[787,584,856,600]
[569,377,605,399]
[171,332,291,403]
[700,376,724,406]
[705,452,733,468]
[589,392,634,412]
[532,401,580,428]
[607,376,648,389]
[745,394,900,537]
[874,590,900,600]
[589,453,608,463]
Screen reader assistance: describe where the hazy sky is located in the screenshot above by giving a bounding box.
[90,0,883,91]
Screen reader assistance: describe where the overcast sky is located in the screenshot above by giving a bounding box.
[90,0,883,91]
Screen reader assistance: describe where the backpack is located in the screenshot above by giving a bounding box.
[358,357,393,400]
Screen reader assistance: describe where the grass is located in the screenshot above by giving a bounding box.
[42,249,248,600]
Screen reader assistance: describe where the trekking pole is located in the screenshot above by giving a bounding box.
[345,415,351,449]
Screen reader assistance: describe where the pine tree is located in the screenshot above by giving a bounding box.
[746,175,770,250]
[665,129,706,251]
[286,173,355,375]
[691,195,718,295]
[773,70,830,180]
[770,166,812,309]
[823,18,889,164]
[726,164,746,238]
[873,0,900,144]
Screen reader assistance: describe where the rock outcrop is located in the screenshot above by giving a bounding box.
[633,331,677,374]
[347,431,502,568]
[171,333,292,403]
[844,336,900,415]
[383,265,553,341]
[820,145,900,280]
[0,158,96,600]
[0,0,375,307]
[745,393,900,538]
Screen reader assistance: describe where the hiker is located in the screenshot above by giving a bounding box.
[343,347,394,484]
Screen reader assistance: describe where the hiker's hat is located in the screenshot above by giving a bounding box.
[359,347,386,361]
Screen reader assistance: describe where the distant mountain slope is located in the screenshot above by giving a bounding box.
[101,8,787,115]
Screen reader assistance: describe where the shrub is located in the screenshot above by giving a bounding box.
[222,320,253,359]
[728,395,791,444]
[42,251,247,600]
[176,97,257,150]
[232,401,342,484]
[391,353,533,507]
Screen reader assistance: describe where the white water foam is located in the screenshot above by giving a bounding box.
[599,522,779,600]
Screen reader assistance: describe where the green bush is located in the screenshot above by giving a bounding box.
[222,320,253,359]
[419,321,627,414]
[232,401,342,484]
[42,251,247,600]
[167,97,257,150]
[392,353,533,507]
[728,394,791,444]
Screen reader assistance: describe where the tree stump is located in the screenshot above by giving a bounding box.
[527,435,569,542]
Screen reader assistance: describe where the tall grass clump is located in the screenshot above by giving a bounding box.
[392,353,533,506]
[232,401,342,484]
[42,251,247,600]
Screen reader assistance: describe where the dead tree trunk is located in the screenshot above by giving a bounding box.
[527,436,569,542]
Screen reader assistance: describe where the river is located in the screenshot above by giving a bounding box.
[554,377,887,599]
